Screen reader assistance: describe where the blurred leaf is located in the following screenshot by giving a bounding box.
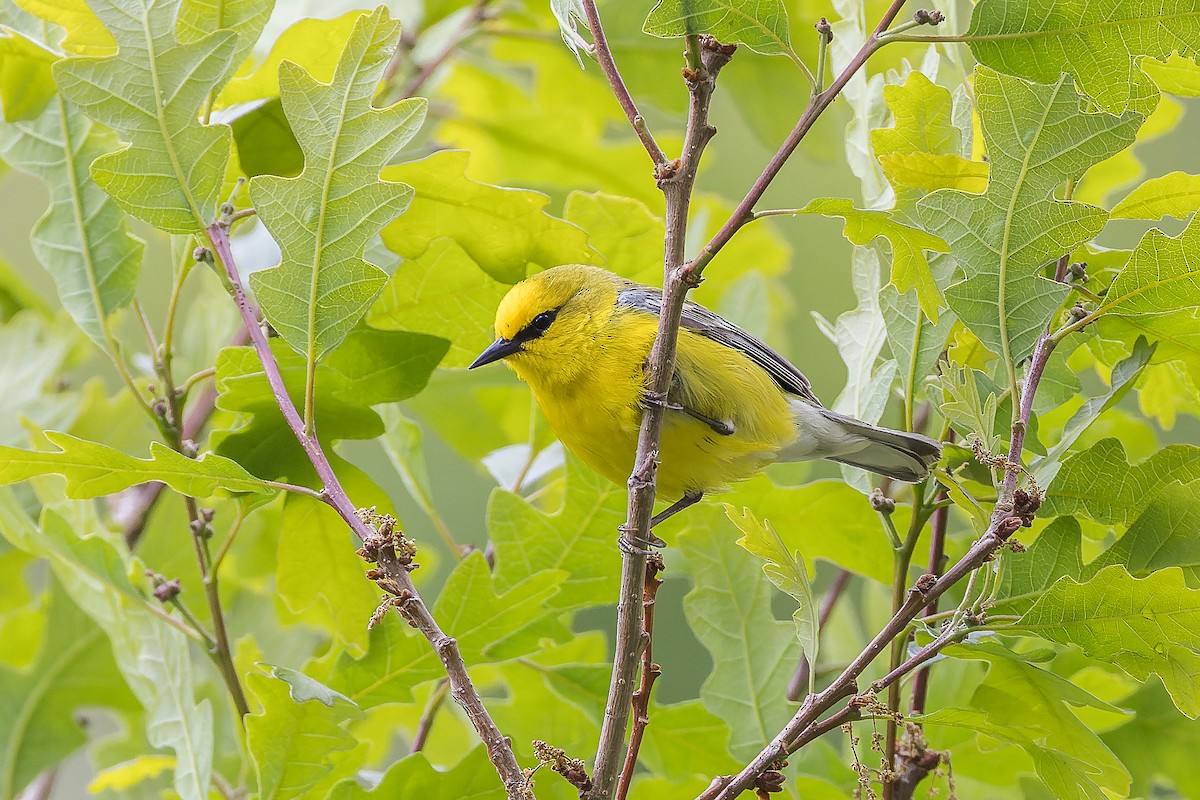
[643,0,798,59]
[724,476,896,583]
[249,8,425,365]
[1111,171,1200,219]
[1041,438,1200,524]
[0,314,77,446]
[799,198,948,321]
[276,495,381,657]
[727,507,818,692]
[1020,565,1200,717]
[218,9,360,106]
[925,643,1129,799]
[917,69,1139,378]
[246,666,361,800]
[1141,52,1200,96]
[0,495,214,800]
[966,0,1200,115]
[0,431,273,498]
[229,97,302,177]
[368,239,509,368]
[13,0,114,55]
[677,511,801,760]
[639,700,739,782]
[489,453,623,611]
[0,69,142,346]
[0,582,137,798]
[1138,360,1200,429]
[87,755,176,793]
[881,283,956,418]
[381,150,597,284]
[328,746,504,800]
[1095,216,1200,377]
[0,27,56,121]
[1031,337,1154,486]
[562,191,663,284]
[1104,680,1200,799]
[52,0,238,232]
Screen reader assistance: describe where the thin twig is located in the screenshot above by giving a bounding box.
[207,222,526,797]
[686,0,912,280]
[397,0,492,99]
[580,0,669,168]
[615,554,665,800]
[410,679,450,753]
[787,569,852,701]
[587,36,735,800]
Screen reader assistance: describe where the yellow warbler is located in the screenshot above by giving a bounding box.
[470,265,940,532]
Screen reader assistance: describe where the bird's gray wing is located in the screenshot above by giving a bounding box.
[616,286,822,406]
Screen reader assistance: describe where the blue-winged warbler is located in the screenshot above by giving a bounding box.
[470,265,940,524]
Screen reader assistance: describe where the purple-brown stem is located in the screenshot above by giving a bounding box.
[615,555,665,800]
[396,0,492,99]
[206,223,526,797]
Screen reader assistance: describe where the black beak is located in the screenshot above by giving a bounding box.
[469,337,522,369]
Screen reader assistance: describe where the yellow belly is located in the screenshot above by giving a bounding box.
[522,317,797,501]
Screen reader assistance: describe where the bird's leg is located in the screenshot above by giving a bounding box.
[642,382,737,436]
[650,490,704,528]
[618,491,704,554]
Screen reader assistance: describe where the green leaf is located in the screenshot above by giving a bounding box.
[877,152,988,194]
[52,0,238,232]
[0,84,142,346]
[677,510,801,760]
[798,198,949,321]
[1111,171,1200,219]
[1094,215,1200,375]
[1104,680,1200,799]
[561,191,664,284]
[0,431,274,498]
[248,7,426,367]
[917,69,1140,377]
[0,314,78,447]
[246,666,361,800]
[275,495,381,657]
[381,150,597,284]
[966,0,1200,115]
[218,10,362,106]
[643,0,796,58]
[488,453,624,612]
[1031,337,1154,485]
[994,517,1084,613]
[328,747,504,800]
[368,239,511,368]
[1041,438,1200,524]
[1019,565,1200,717]
[924,643,1129,799]
[881,283,956,420]
[0,26,57,121]
[1088,480,1200,576]
[639,701,739,782]
[13,0,114,55]
[1141,52,1200,96]
[726,507,818,693]
[175,0,273,77]
[724,476,896,584]
[0,582,137,798]
[0,494,214,800]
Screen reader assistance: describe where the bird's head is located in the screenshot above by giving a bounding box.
[469,264,622,386]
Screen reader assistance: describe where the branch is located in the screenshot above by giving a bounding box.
[206,223,528,798]
[586,36,735,800]
[396,0,492,99]
[580,0,669,168]
[615,554,665,800]
[686,0,911,280]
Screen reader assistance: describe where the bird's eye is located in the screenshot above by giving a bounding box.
[531,310,556,332]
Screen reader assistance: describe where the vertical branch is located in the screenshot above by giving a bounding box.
[206,224,527,798]
[616,554,665,800]
[587,37,735,800]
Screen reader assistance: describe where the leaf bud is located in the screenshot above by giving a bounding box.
[869,487,896,514]
[815,17,834,42]
[192,246,213,264]
[152,577,182,602]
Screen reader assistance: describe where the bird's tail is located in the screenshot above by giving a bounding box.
[783,402,942,482]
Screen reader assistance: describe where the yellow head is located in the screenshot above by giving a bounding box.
[469,264,624,386]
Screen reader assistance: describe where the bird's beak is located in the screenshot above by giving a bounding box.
[469,337,522,369]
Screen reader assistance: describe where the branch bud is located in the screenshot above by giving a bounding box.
[151,576,183,602]
[815,17,834,42]
[913,8,945,25]
[869,488,895,514]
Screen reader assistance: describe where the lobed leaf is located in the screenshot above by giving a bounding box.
[249,7,426,365]
[967,0,1200,116]
[1112,171,1200,220]
[1019,565,1200,717]
[0,431,273,498]
[0,26,56,121]
[52,0,239,232]
[13,0,114,55]
[643,0,794,57]
[917,69,1140,378]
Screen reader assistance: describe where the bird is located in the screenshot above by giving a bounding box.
[469,264,941,547]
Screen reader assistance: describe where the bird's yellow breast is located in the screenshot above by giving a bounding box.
[510,306,797,501]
